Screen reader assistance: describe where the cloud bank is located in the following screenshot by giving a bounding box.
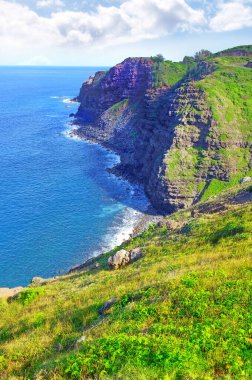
[0,0,251,51]
[210,1,252,32]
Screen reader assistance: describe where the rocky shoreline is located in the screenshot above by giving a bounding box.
[67,123,164,273]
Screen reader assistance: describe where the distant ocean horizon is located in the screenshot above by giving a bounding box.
[0,66,148,287]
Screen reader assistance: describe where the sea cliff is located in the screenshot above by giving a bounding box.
[73,46,252,214]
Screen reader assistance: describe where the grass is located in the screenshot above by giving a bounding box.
[157,50,252,203]
[152,60,192,87]
[196,56,252,141]
[109,99,129,113]
[214,45,252,56]
[201,169,252,201]
[0,187,251,379]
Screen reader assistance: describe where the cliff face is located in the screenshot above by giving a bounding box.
[73,47,252,214]
[76,58,153,123]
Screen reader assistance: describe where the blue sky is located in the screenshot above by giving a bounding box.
[0,0,251,66]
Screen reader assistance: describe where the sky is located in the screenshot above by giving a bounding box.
[0,0,251,66]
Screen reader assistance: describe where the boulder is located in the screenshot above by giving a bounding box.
[108,247,143,269]
[108,249,131,269]
[158,219,186,231]
[31,277,46,285]
[130,247,143,262]
[241,176,252,184]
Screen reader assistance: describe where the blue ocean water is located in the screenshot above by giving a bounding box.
[0,66,148,287]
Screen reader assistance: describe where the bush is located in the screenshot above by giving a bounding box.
[17,288,44,305]
[210,222,244,244]
[151,54,165,63]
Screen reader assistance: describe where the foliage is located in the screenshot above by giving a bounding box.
[17,288,44,305]
[214,45,252,56]
[152,60,192,87]
[151,54,165,63]
[194,49,212,61]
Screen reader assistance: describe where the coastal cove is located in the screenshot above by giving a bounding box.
[0,66,149,288]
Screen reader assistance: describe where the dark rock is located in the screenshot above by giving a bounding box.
[90,262,100,270]
[54,342,63,352]
[73,335,86,348]
[69,113,75,117]
[130,247,143,262]
[98,297,117,315]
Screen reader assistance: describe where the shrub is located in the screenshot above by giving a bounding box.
[17,288,44,305]
[210,222,244,244]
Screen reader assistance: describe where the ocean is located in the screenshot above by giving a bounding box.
[0,66,148,287]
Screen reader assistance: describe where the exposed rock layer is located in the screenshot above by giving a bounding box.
[73,51,252,214]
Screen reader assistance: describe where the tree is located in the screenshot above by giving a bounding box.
[151,54,165,63]
[182,56,195,64]
[194,49,212,61]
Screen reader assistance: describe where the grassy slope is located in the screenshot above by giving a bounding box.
[152,60,192,87]
[197,55,252,200]
[214,46,252,55]
[0,186,251,380]
[160,50,252,201]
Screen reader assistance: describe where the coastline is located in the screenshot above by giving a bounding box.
[64,122,163,274]
[64,122,163,273]
[68,206,162,273]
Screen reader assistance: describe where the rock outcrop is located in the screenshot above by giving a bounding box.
[108,248,143,269]
[73,47,252,214]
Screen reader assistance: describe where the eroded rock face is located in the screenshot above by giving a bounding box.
[73,56,251,214]
[75,57,154,123]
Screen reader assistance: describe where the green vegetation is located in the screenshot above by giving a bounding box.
[151,54,165,63]
[0,186,251,379]
[201,167,252,202]
[152,60,193,87]
[109,99,129,113]
[154,46,252,202]
[196,56,252,141]
[214,45,252,56]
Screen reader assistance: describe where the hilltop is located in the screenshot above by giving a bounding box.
[73,45,252,213]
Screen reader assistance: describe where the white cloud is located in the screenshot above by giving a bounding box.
[0,1,61,49]
[0,0,205,50]
[210,1,252,31]
[0,0,251,56]
[37,0,64,8]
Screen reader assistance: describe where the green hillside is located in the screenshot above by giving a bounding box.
[0,185,251,379]
[153,46,252,208]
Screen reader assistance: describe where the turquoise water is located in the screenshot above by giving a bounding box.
[0,67,148,287]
